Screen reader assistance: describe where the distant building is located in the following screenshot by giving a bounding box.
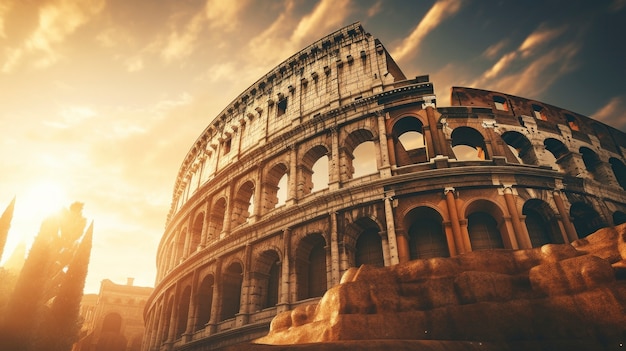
[143,22,626,350]
[74,278,153,351]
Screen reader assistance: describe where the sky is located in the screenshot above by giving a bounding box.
[1,0,625,294]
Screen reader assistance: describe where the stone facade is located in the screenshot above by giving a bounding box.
[74,278,153,351]
[143,23,626,351]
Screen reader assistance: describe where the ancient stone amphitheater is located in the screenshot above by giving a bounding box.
[143,23,626,351]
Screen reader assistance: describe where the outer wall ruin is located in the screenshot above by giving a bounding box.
[142,23,626,351]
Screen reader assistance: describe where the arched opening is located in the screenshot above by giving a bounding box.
[220,262,243,321]
[263,163,288,213]
[493,95,509,111]
[344,129,377,179]
[97,312,127,351]
[355,228,384,267]
[570,202,605,238]
[189,212,204,254]
[300,145,330,196]
[162,298,174,342]
[404,206,448,259]
[232,180,255,227]
[296,234,327,300]
[392,116,427,166]
[451,127,488,161]
[175,228,187,262]
[195,274,214,331]
[609,158,626,190]
[254,250,281,310]
[176,286,191,339]
[613,211,626,226]
[543,138,568,171]
[501,131,536,165]
[468,212,503,250]
[580,147,604,181]
[522,199,563,247]
[208,197,227,240]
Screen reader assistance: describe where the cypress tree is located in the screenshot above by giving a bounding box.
[0,196,16,263]
[35,221,93,351]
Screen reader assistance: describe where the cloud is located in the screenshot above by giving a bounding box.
[469,24,578,97]
[367,1,383,18]
[593,96,626,131]
[482,39,509,60]
[1,0,105,72]
[290,0,351,45]
[609,0,626,12]
[391,0,464,63]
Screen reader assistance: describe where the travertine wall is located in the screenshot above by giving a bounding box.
[143,23,626,351]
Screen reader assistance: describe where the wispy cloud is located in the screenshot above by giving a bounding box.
[470,24,579,97]
[1,0,105,72]
[609,0,626,12]
[391,0,464,63]
[367,0,383,18]
[593,96,626,130]
[482,39,509,60]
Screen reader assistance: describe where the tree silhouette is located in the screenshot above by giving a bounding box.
[0,196,15,263]
[0,201,94,351]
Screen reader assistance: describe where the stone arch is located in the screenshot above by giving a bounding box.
[543,138,568,171]
[232,180,255,227]
[251,249,281,310]
[403,206,448,260]
[342,128,377,180]
[162,296,174,342]
[391,115,427,166]
[345,217,384,268]
[609,157,626,190]
[613,211,626,226]
[97,312,127,351]
[176,227,187,262]
[451,126,488,161]
[176,285,191,339]
[101,312,122,333]
[220,261,244,321]
[570,202,605,238]
[195,273,214,331]
[189,212,204,255]
[464,199,506,250]
[522,199,564,247]
[262,162,289,214]
[208,197,227,241]
[296,233,327,300]
[501,131,537,165]
[579,147,605,182]
[300,145,330,196]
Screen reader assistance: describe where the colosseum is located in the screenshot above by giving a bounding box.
[142,22,626,351]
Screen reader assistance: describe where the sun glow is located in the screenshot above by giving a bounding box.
[21,180,68,220]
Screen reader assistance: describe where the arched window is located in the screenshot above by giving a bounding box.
[532,104,548,121]
[102,312,122,333]
[451,127,488,161]
[355,228,384,267]
[468,212,504,250]
[543,138,568,171]
[189,212,204,254]
[176,286,191,338]
[162,298,174,341]
[570,202,605,238]
[609,158,626,190]
[580,147,607,182]
[300,145,330,196]
[220,262,243,320]
[263,163,288,213]
[195,275,214,331]
[501,131,536,165]
[208,197,227,240]
[405,207,448,259]
[565,114,579,131]
[175,227,187,262]
[296,234,327,300]
[392,116,427,166]
[254,250,281,310]
[344,129,377,179]
[522,199,563,247]
[493,95,509,111]
[232,180,255,227]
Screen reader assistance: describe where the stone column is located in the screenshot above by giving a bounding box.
[383,195,399,265]
[183,270,199,341]
[376,110,392,177]
[237,244,252,326]
[253,167,263,221]
[200,199,211,247]
[425,106,444,156]
[502,186,531,249]
[287,145,298,205]
[329,127,340,190]
[208,258,222,334]
[330,212,341,285]
[166,284,180,344]
[222,188,234,237]
[379,231,390,266]
[552,190,578,242]
[444,187,465,254]
[442,221,457,257]
[395,229,410,263]
[277,228,291,313]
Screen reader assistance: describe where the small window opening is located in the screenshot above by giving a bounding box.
[532,104,547,121]
[277,98,287,117]
[493,96,509,111]
[223,139,232,154]
[565,114,579,131]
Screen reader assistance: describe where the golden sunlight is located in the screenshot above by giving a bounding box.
[20,180,68,222]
